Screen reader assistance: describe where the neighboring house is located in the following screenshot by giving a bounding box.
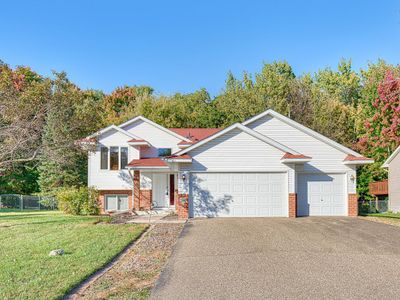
[382,146,400,212]
[83,109,373,218]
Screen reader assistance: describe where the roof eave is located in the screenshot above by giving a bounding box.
[281,158,311,164]
[164,158,193,163]
[343,160,374,165]
[127,166,170,170]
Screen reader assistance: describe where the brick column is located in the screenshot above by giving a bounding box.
[177,194,189,219]
[133,170,140,211]
[288,193,297,218]
[348,194,358,216]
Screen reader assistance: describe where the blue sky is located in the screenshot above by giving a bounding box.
[1,1,399,97]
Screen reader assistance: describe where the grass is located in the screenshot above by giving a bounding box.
[0,210,147,300]
[361,212,400,219]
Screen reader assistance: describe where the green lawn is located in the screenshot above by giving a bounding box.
[362,212,400,219]
[0,211,147,300]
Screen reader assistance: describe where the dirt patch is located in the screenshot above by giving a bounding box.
[74,223,184,300]
[109,212,136,224]
[362,216,400,227]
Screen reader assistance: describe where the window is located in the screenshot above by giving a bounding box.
[120,147,128,169]
[101,146,129,170]
[110,147,119,170]
[158,148,171,157]
[100,147,108,169]
[105,194,128,211]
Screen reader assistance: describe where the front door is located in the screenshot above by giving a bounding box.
[153,174,168,207]
[169,174,175,205]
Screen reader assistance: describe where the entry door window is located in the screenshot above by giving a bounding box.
[105,195,128,211]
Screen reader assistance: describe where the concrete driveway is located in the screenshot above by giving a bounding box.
[151,217,400,300]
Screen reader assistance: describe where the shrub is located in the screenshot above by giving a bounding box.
[56,187,99,215]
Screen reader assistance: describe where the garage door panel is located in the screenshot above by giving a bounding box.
[191,172,286,217]
[233,184,244,192]
[297,173,345,216]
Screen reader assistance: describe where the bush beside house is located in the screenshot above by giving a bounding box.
[57,187,99,215]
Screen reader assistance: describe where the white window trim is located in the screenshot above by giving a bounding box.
[100,146,129,171]
[104,194,129,212]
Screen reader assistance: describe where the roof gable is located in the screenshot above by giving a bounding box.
[175,123,299,156]
[87,125,139,140]
[242,109,360,156]
[383,146,400,168]
[118,116,191,142]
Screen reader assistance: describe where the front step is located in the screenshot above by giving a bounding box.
[133,209,175,216]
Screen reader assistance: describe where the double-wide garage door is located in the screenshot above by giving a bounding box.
[190,173,287,217]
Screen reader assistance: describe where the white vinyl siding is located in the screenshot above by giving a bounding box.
[88,128,138,190]
[190,172,287,217]
[186,129,288,172]
[121,119,182,156]
[389,154,400,212]
[247,115,353,173]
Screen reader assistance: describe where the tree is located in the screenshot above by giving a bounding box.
[356,71,400,200]
[0,63,51,168]
[255,61,295,114]
[101,85,153,125]
[357,71,400,161]
[315,59,361,106]
[38,72,103,193]
[214,71,264,126]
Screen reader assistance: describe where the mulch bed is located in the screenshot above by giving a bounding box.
[75,223,184,299]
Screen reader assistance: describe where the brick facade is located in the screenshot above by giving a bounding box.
[288,193,297,218]
[177,193,189,219]
[133,170,140,210]
[98,190,133,214]
[139,189,152,210]
[348,193,358,217]
[132,170,154,211]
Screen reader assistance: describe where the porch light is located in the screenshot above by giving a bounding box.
[181,173,187,182]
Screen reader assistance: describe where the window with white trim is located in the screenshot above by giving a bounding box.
[100,146,129,170]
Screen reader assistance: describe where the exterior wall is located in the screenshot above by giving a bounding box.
[346,167,357,194]
[89,129,139,190]
[98,190,133,214]
[389,154,400,212]
[246,115,353,173]
[133,170,153,211]
[348,194,358,216]
[121,119,182,156]
[177,193,189,219]
[185,128,289,172]
[288,193,297,218]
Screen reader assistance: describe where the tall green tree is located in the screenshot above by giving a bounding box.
[315,59,361,106]
[38,73,103,193]
[255,61,295,114]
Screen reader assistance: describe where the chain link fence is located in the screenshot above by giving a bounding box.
[359,199,388,214]
[0,194,57,211]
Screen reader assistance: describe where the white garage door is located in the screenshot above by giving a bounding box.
[190,173,287,217]
[297,173,346,216]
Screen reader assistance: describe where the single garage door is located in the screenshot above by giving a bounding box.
[190,172,287,217]
[297,173,346,216]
